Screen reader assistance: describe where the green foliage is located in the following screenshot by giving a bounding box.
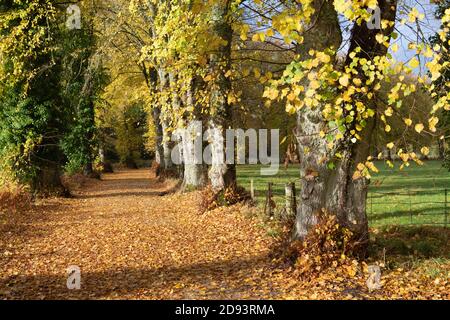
[0,87,53,184]
[0,1,106,189]
[58,22,107,175]
[0,0,63,189]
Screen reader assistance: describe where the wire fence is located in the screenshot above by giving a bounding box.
[367,189,448,227]
[250,179,449,227]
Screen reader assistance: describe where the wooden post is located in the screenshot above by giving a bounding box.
[445,189,448,227]
[409,190,412,224]
[250,179,255,202]
[285,182,296,217]
[264,182,273,217]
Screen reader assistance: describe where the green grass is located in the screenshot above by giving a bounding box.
[237,161,450,227]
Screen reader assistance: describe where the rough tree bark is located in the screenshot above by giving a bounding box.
[208,0,236,191]
[142,2,172,177]
[158,68,175,173]
[294,0,398,251]
[169,71,186,178]
[98,146,113,173]
[181,78,208,190]
[142,64,166,175]
[78,57,97,178]
[32,143,69,196]
[82,101,96,178]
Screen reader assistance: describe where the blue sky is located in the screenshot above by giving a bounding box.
[393,0,441,65]
[336,0,441,74]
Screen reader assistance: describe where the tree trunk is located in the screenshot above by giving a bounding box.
[169,71,185,178]
[438,138,445,160]
[162,120,173,171]
[152,104,165,174]
[83,162,94,176]
[181,79,207,190]
[32,164,69,197]
[99,146,114,173]
[82,102,96,178]
[142,63,166,176]
[294,0,343,238]
[141,5,167,177]
[294,1,398,251]
[158,68,174,173]
[208,0,236,191]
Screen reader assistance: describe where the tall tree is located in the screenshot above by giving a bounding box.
[293,0,398,249]
[59,6,106,177]
[207,0,237,190]
[0,0,67,193]
[257,0,448,251]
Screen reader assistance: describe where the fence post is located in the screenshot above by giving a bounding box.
[264,182,273,218]
[285,182,297,217]
[250,179,255,202]
[445,189,448,227]
[409,190,413,224]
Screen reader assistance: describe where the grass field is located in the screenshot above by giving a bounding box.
[237,161,450,227]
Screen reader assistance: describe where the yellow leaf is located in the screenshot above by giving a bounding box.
[263,87,278,100]
[375,34,384,44]
[287,92,296,101]
[353,78,362,86]
[339,74,349,87]
[384,107,393,117]
[409,58,420,69]
[415,123,424,133]
[391,43,399,52]
[429,116,439,132]
[352,170,362,180]
[420,146,430,156]
[404,118,412,126]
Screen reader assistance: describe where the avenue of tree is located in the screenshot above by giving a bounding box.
[1,0,449,249]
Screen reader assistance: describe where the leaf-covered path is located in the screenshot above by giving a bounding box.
[1,169,448,300]
[0,169,293,299]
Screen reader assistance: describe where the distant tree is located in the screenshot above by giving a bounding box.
[59,6,107,177]
[114,103,147,169]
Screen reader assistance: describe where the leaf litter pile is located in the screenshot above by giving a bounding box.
[0,169,448,299]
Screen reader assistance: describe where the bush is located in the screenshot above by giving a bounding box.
[288,211,360,279]
[199,184,251,213]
